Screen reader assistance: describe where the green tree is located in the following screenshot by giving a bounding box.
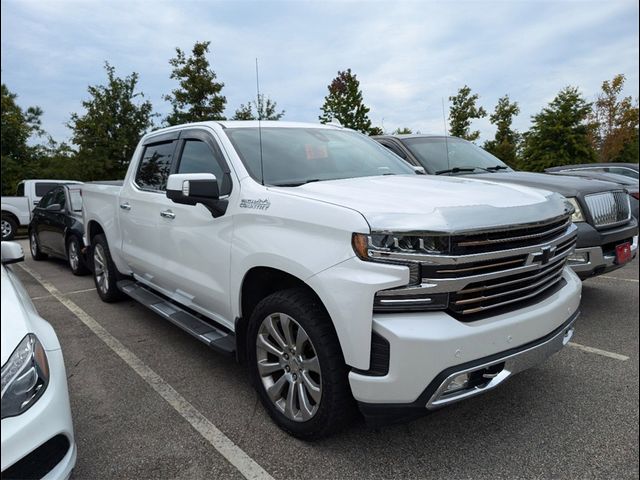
[483,95,521,167]
[448,85,487,141]
[319,69,373,134]
[233,94,284,120]
[521,86,596,171]
[589,74,639,163]
[164,41,226,125]
[393,127,413,135]
[1,83,43,194]
[369,126,384,136]
[68,62,155,180]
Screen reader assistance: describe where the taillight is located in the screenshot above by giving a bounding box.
[631,192,639,200]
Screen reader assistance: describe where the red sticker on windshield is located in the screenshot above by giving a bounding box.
[305,144,328,160]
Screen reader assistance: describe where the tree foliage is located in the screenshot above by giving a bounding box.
[233,94,284,120]
[448,85,487,141]
[521,86,596,171]
[393,127,413,135]
[589,74,639,163]
[319,69,373,134]
[1,83,44,194]
[483,95,521,167]
[164,41,226,125]
[68,62,155,180]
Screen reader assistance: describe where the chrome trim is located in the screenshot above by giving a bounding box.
[457,218,571,247]
[584,190,631,228]
[426,313,578,409]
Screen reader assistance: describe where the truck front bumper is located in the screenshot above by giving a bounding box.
[569,220,638,279]
[350,267,581,423]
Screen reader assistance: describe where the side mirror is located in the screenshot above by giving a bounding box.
[46,203,62,211]
[412,166,426,175]
[1,242,24,265]
[166,173,227,217]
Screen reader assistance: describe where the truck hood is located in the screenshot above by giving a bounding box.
[465,171,622,197]
[279,175,571,232]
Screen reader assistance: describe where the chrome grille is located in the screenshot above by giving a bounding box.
[584,191,631,228]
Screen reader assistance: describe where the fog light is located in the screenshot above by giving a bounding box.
[568,252,589,264]
[445,373,470,393]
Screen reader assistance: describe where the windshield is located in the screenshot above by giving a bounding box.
[402,137,512,174]
[225,127,415,186]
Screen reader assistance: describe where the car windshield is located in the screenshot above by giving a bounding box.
[402,137,512,174]
[68,188,83,211]
[224,127,415,186]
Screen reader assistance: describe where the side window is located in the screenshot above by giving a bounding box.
[177,139,231,195]
[35,182,60,197]
[380,141,407,159]
[16,183,24,196]
[52,188,66,209]
[135,141,175,191]
[38,189,56,209]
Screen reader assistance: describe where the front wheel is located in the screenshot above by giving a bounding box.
[92,234,125,302]
[247,288,356,439]
[67,236,89,276]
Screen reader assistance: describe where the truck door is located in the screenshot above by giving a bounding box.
[155,129,235,326]
[119,136,179,289]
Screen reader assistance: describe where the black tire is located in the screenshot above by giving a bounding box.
[92,234,125,302]
[247,287,356,440]
[2,214,18,241]
[29,229,48,261]
[67,236,89,276]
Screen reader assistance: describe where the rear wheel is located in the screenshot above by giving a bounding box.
[92,234,125,302]
[2,214,18,241]
[29,230,48,261]
[67,236,89,276]
[247,288,356,439]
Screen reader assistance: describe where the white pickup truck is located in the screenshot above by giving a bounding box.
[2,180,81,240]
[82,121,582,438]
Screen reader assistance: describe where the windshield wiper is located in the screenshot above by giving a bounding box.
[271,179,322,187]
[486,165,509,171]
[435,167,476,175]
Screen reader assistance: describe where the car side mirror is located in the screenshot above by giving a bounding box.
[166,173,227,217]
[1,242,24,264]
[46,203,63,211]
[412,166,426,175]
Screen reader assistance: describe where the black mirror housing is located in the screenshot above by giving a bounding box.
[166,173,227,217]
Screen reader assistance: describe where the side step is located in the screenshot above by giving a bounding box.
[117,280,235,355]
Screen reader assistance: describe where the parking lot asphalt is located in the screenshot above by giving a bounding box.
[10,238,640,480]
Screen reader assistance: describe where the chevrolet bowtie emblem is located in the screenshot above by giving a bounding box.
[539,245,554,265]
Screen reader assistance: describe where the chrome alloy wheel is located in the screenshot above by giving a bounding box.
[256,313,322,422]
[2,219,11,239]
[68,240,80,271]
[93,244,109,294]
[30,231,38,256]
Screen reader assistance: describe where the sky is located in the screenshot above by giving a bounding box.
[1,0,638,145]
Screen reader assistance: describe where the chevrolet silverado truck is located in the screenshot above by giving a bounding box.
[2,180,81,241]
[82,121,582,438]
[374,134,639,279]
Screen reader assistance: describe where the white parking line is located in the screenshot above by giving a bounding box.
[596,275,639,283]
[31,287,97,301]
[19,264,274,480]
[567,342,629,361]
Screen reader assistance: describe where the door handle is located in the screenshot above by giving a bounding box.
[120,203,131,211]
[160,210,175,219]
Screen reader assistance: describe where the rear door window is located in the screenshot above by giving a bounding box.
[35,182,61,197]
[135,141,176,192]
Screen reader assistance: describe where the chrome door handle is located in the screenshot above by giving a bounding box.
[160,210,175,219]
[120,203,131,211]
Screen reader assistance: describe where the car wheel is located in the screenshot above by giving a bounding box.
[67,236,89,276]
[247,287,356,439]
[29,230,48,261]
[2,215,18,241]
[92,234,125,302]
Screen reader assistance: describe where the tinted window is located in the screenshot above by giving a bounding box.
[68,188,83,211]
[136,141,175,191]
[379,141,407,159]
[38,189,57,209]
[177,140,230,194]
[35,182,61,197]
[16,183,24,196]
[51,188,66,209]
[224,128,413,186]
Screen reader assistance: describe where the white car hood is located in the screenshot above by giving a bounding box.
[1,266,34,366]
[278,175,571,232]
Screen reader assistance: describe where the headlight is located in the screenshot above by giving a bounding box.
[566,197,585,222]
[1,334,50,419]
[352,233,449,312]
